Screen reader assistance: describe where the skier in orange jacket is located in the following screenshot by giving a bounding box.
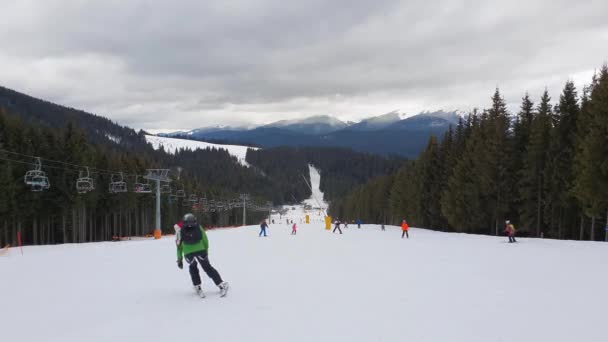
[401,220,409,239]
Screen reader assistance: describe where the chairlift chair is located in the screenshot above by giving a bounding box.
[24,157,50,191]
[76,167,95,194]
[109,172,128,193]
[161,184,172,194]
[189,194,198,204]
[30,175,51,192]
[134,175,152,194]
[176,188,186,198]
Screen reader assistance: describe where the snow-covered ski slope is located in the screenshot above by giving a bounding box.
[302,165,328,210]
[2,223,607,342]
[145,135,256,166]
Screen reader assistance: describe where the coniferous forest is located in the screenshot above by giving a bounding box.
[0,86,401,246]
[2,65,608,245]
[330,66,608,241]
[0,107,277,246]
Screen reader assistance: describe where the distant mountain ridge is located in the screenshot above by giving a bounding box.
[164,110,463,158]
[263,115,348,135]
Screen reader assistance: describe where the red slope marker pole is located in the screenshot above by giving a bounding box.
[17,230,23,255]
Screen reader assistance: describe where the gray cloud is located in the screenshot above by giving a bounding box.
[1,0,607,131]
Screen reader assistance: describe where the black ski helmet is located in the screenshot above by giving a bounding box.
[183,213,197,226]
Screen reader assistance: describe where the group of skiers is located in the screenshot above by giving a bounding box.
[172,212,517,298]
[259,219,299,236]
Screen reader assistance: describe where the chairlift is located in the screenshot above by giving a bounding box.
[109,172,127,193]
[134,175,152,194]
[176,187,186,198]
[188,194,198,204]
[161,184,172,194]
[30,175,51,192]
[76,167,95,194]
[24,157,50,191]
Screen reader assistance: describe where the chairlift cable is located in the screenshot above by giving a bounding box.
[0,148,150,178]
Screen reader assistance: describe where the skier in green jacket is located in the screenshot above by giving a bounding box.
[175,213,229,298]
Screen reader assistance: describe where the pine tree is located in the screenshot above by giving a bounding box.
[544,81,580,238]
[480,89,512,234]
[573,66,608,241]
[441,112,486,233]
[518,90,551,236]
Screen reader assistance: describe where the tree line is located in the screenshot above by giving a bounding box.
[330,66,608,241]
[246,146,405,203]
[0,108,268,247]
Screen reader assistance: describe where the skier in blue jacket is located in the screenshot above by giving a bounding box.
[259,219,268,237]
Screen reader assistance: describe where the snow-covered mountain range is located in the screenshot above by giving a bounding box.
[166,110,463,136]
[160,110,464,158]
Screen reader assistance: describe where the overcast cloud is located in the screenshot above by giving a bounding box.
[1,0,607,132]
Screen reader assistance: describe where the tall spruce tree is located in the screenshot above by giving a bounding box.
[518,90,552,236]
[573,66,608,241]
[441,112,486,233]
[480,89,512,234]
[544,81,580,238]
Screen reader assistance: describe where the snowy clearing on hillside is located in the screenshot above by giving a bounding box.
[2,224,607,342]
[302,165,328,211]
[145,135,256,167]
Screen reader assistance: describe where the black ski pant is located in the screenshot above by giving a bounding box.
[333,225,342,234]
[185,250,223,286]
[508,236,517,243]
[401,230,409,239]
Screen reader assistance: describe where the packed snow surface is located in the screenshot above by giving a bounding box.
[145,135,256,167]
[2,219,607,342]
[302,165,328,210]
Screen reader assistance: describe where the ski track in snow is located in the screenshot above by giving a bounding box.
[145,135,256,167]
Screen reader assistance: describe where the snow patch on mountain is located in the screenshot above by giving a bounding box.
[145,135,256,167]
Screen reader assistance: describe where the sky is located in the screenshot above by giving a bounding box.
[1,0,607,132]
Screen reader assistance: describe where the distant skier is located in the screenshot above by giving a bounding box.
[259,219,269,237]
[343,221,349,229]
[333,219,343,234]
[291,223,297,235]
[175,213,229,298]
[381,223,385,231]
[401,219,409,239]
[505,220,517,243]
[356,219,362,229]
